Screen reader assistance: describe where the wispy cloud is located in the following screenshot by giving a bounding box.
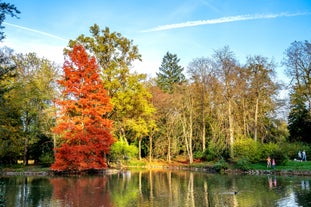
[3,22,67,41]
[142,12,310,32]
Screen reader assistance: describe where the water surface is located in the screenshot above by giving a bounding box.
[0,169,310,206]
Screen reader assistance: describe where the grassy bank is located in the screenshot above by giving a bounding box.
[247,160,311,171]
[0,165,50,173]
[1,159,311,175]
[121,158,311,173]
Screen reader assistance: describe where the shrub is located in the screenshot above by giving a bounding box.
[233,138,262,163]
[39,152,54,167]
[193,151,203,159]
[270,148,288,165]
[204,140,228,161]
[261,142,289,166]
[202,148,216,161]
[213,158,228,173]
[235,157,250,171]
[110,140,138,161]
[261,142,279,160]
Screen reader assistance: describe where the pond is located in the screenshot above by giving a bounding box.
[0,169,311,207]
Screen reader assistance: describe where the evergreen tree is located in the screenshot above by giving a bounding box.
[288,89,311,143]
[156,51,185,93]
[0,1,20,41]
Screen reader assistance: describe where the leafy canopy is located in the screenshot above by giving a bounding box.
[51,45,114,171]
[67,24,156,144]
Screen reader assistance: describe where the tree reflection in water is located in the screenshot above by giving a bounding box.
[0,171,311,206]
[50,176,112,207]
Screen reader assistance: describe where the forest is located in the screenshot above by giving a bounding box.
[0,3,310,171]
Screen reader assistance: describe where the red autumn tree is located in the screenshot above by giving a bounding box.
[51,44,114,171]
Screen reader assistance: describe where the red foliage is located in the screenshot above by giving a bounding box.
[51,45,115,171]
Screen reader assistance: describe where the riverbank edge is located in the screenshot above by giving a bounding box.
[0,168,121,176]
[124,165,311,176]
[1,166,311,177]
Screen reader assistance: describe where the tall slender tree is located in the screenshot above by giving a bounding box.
[284,40,311,143]
[51,45,114,171]
[187,57,214,151]
[213,46,239,158]
[245,55,278,142]
[284,40,311,111]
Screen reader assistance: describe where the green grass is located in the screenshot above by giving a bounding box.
[0,165,50,172]
[188,159,311,172]
[248,160,311,171]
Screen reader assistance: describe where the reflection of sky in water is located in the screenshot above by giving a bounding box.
[277,190,298,207]
[276,180,310,207]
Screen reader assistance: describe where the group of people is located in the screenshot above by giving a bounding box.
[266,156,275,169]
[298,150,307,161]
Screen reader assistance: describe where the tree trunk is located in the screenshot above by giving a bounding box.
[182,113,193,164]
[254,97,259,142]
[149,134,153,162]
[189,106,193,164]
[138,138,142,160]
[201,82,206,152]
[167,135,171,163]
[23,136,29,166]
[202,110,206,152]
[228,100,234,158]
[242,99,247,137]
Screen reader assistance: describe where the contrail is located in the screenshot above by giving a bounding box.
[142,12,310,32]
[3,22,67,41]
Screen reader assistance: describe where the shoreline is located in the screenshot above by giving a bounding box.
[1,166,311,177]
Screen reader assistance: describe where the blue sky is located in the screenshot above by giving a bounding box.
[1,0,311,82]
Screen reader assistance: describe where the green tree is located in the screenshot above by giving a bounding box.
[67,24,156,159]
[0,47,21,164]
[213,46,240,158]
[121,75,156,160]
[176,84,196,164]
[245,55,279,142]
[0,1,20,41]
[288,88,311,143]
[284,40,311,142]
[156,51,185,93]
[187,57,214,152]
[3,52,58,165]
